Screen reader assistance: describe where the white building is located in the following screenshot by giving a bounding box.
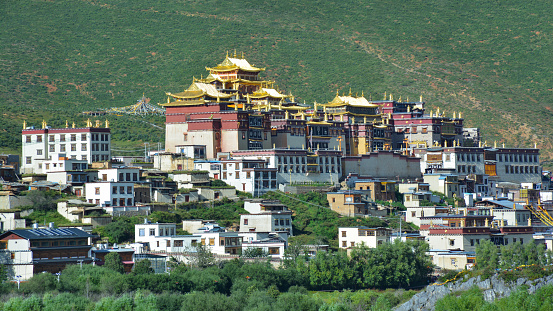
[0,210,26,231]
[220,159,278,196]
[21,123,111,174]
[338,227,391,249]
[96,167,140,183]
[85,181,135,207]
[241,199,293,235]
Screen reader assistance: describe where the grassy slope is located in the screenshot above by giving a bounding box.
[1,0,553,160]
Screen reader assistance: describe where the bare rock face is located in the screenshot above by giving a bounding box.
[395,274,553,311]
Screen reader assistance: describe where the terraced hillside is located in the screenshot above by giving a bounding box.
[2,0,553,161]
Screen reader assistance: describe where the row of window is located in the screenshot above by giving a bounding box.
[25,134,108,143]
[138,227,175,237]
[457,165,478,173]
[504,165,539,174]
[30,239,87,247]
[118,172,139,182]
[112,186,133,194]
[498,154,538,163]
[87,198,133,206]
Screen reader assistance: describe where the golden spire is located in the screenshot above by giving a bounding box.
[453,111,456,119]
[361,90,364,97]
[399,96,402,102]
[95,120,100,128]
[86,119,92,127]
[502,142,505,148]
[406,96,409,102]
[65,120,69,128]
[226,50,229,58]
[420,95,423,102]
[105,119,109,128]
[494,141,497,148]
[384,92,387,100]
[234,49,237,57]
[23,120,26,129]
[285,110,289,119]
[336,89,339,96]
[430,110,433,117]
[42,120,47,129]
[72,122,76,129]
[390,94,393,101]
[349,88,352,96]
[459,112,462,118]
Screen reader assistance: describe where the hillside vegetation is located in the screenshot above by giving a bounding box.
[2,0,553,160]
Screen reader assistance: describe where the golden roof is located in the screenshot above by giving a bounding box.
[206,56,265,72]
[323,94,378,108]
[160,99,206,107]
[250,88,288,99]
[167,82,234,99]
[200,73,268,84]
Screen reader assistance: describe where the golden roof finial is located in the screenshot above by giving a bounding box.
[406,96,409,102]
[407,105,410,112]
[390,94,393,101]
[336,89,339,96]
[384,91,387,100]
[453,111,456,119]
[420,95,423,102]
[241,51,244,58]
[361,90,364,97]
[86,119,92,127]
[226,50,229,58]
[42,120,47,129]
[72,122,75,129]
[65,120,69,128]
[95,120,100,128]
[234,49,237,57]
[348,88,352,96]
[494,141,497,148]
[399,96,402,102]
[535,142,537,148]
[105,119,109,128]
[430,110,433,117]
[351,116,355,124]
[502,142,505,148]
[459,112,462,118]
[356,92,358,97]
[23,120,26,129]
[285,110,289,119]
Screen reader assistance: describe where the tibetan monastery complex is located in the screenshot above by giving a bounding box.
[163,53,464,158]
[161,53,541,187]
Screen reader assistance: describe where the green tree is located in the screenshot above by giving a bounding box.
[104,252,125,274]
[475,240,499,272]
[133,259,154,275]
[188,244,216,269]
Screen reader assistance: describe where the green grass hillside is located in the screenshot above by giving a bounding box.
[2,0,553,160]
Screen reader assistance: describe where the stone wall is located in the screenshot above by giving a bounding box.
[396,273,553,311]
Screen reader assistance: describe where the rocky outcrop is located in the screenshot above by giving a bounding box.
[395,274,553,311]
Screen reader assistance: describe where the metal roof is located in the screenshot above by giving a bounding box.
[5,228,92,240]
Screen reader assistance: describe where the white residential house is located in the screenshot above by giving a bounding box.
[241,199,293,235]
[85,181,135,207]
[21,123,111,174]
[0,210,26,231]
[219,159,278,196]
[45,156,89,187]
[338,227,391,249]
[134,222,178,251]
